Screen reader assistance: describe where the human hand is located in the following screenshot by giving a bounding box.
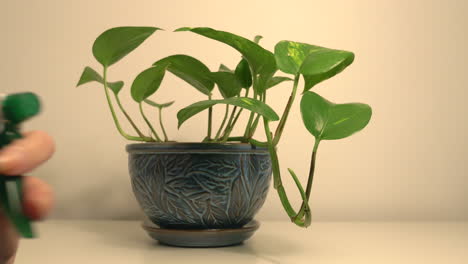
[0,131,55,264]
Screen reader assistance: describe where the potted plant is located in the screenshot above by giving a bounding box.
[76,26,372,247]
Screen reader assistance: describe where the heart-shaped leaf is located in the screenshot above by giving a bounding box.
[300,49,354,92]
[266,76,293,89]
[275,41,320,75]
[300,91,371,140]
[131,66,166,102]
[275,41,354,91]
[93,27,160,67]
[153,55,214,95]
[76,66,124,95]
[144,99,175,109]
[176,27,276,93]
[234,59,252,88]
[177,97,279,128]
[210,72,242,98]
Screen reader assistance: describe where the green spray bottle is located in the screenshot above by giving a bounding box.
[0,92,41,238]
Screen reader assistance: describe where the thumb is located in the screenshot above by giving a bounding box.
[0,209,19,264]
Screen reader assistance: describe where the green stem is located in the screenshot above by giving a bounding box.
[221,105,237,138]
[222,108,244,142]
[249,138,268,147]
[225,136,246,142]
[263,118,310,227]
[249,114,261,138]
[139,102,161,142]
[231,108,243,128]
[224,88,248,140]
[214,104,229,141]
[243,80,257,138]
[272,74,300,146]
[288,168,311,227]
[113,94,146,138]
[294,139,320,221]
[248,92,266,139]
[208,94,213,140]
[158,107,169,142]
[245,87,250,97]
[102,67,150,142]
[244,112,255,138]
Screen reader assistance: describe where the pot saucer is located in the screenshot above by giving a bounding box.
[142,220,260,248]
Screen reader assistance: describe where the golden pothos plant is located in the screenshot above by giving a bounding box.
[77,27,372,227]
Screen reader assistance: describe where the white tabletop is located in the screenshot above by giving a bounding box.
[15,220,468,264]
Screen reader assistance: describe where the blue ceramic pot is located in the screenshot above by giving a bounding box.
[127,143,272,229]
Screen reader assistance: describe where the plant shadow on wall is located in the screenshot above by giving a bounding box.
[76,26,372,235]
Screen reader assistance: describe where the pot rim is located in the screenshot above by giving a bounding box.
[126,142,269,154]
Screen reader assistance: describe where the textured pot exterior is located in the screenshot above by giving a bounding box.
[127,143,272,229]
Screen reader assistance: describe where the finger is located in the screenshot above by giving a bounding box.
[0,131,55,175]
[0,210,19,264]
[22,176,54,221]
[0,176,53,263]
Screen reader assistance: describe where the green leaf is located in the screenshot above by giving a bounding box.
[301,49,354,92]
[275,41,319,75]
[219,64,233,73]
[254,35,263,44]
[174,27,191,32]
[144,99,175,109]
[77,66,103,85]
[177,97,279,128]
[131,66,166,102]
[92,27,160,67]
[76,66,124,94]
[153,55,214,95]
[266,76,293,89]
[300,91,372,140]
[274,41,354,91]
[108,81,124,95]
[234,59,252,88]
[210,72,243,98]
[176,27,276,93]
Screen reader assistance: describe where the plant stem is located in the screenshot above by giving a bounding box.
[221,88,248,142]
[222,105,238,137]
[102,67,150,142]
[222,108,244,142]
[158,107,169,142]
[244,87,250,98]
[243,79,257,138]
[248,92,266,138]
[231,108,243,130]
[272,74,300,146]
[249,138,268,147]
[113,94,146,138]
[214,104,229,141]
[225,136,246,142]
[139,102,161,142]
[207,94,213,140]
[249,114,261,138]
[244,113,255,138]
[263,118,310,227]
[294,139,320,221]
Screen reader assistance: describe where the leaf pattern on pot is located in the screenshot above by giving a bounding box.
[228,154,272,225]
[129,151,272,229]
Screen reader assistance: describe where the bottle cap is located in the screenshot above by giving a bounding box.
[2,93,41,124]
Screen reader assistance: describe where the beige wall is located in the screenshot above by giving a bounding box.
[1,0,467,221]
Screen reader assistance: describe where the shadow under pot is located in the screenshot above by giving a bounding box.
[126,143,272,230]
